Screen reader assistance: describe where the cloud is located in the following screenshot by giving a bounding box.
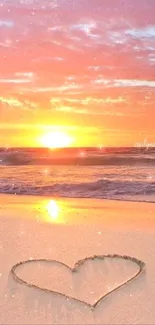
[126,26,155,39]
[29,83,82,93]
[15,72,34,78]
[0,20,14,28]
[114,79,155,88]
[0,72,35,84]
[0,39,12,47]
[50,96,126,106]
[0,96,37,110]
[0,97,22,107]
[0,0,155,140]
[0,78,31,84]
[49,96,137,117]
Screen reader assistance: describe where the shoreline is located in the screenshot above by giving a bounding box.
[0,192,155,204]
[0,193,155,230]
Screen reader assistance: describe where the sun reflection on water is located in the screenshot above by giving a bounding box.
[33,199,63,223]
[32,198,89,225]
[46,200,59,221]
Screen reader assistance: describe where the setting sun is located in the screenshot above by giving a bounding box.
[39,131,73,149]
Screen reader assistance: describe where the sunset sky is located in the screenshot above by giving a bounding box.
[0,0,155,147]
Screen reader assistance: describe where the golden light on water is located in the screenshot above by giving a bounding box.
[34,199,65,224]
[46,200,59,221]
[31,198,108,225]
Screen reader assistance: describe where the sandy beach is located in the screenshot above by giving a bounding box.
[0,194,154,324]
[1,0,155,323]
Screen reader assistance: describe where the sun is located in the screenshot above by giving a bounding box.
[40,131,73,148]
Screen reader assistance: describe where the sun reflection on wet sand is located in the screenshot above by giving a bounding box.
[36,199,65,224]
[0,195,155,229]
[33,198,90,225]
[46,200,59,221]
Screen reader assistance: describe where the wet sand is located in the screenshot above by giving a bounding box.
[0,194,155,229]
[0,194,155,324]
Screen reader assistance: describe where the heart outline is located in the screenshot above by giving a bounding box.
[10,254,145,310]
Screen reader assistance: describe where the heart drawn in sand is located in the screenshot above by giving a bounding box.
[10,254,145,310]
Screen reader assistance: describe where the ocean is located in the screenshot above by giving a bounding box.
[0,147,155,202]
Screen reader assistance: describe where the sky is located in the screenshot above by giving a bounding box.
[0,0,155,147]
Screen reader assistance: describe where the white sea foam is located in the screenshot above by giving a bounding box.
[0,163,155,201]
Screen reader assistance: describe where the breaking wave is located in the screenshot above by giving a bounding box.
[0,179,155,201]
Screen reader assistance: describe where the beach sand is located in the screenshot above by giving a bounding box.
[0,194,155,324]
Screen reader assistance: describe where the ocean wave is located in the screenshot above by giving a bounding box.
[0,179,155,201]
[0,151,155,166]
[0,152,32,165]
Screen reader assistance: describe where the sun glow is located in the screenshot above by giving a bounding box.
[46,200,59,221]
[40,131,73,148]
